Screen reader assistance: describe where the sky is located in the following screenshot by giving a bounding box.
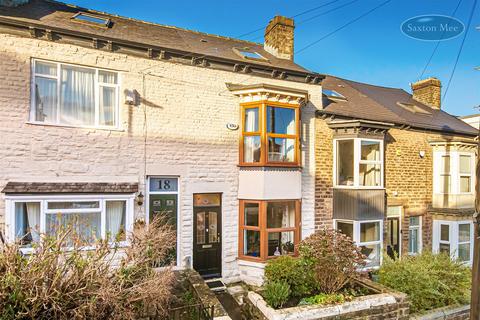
[67,0,479,116]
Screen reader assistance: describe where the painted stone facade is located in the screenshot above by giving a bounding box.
[0,32,321,283]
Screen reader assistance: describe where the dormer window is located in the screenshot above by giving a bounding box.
[72,13,111,27]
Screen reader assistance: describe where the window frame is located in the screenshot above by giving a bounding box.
[433,151,475,195]
[30,58,121,130]
[333,137,384,189]
[239,101,301,167]
[432,220,474,265]
[238,199,301,262]
[5,194,135,253]
[407,216,422,255]
[334,219,383,269]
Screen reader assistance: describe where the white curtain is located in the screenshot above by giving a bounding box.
[99,86,115,126]
[106,201,125,241]
[60,65,95,125]
[35,77,57,122]
[26,203,41,243]
[244,109,258,163]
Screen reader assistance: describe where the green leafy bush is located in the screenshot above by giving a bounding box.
[263,281,290,309]
[377,252,471,313]
[298,293,348,306]
[264,255,315,297]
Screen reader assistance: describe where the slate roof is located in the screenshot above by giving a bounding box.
[0,0,314,75]
[2,182,139,194]
[321,76,478,136]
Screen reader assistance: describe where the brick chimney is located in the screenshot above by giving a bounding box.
[411,77,442,109]
[264,16,294,61]
[0,0,29,6]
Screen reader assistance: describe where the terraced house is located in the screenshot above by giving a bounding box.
[316,76,478,267]
[0,0,324,285]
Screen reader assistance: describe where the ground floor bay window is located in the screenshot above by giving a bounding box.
[5,194,134,251]
[335,219,383,268]
[432,220,473,264]
[239,200,301,261]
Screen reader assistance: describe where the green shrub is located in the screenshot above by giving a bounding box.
[377,252,471,313]
[263,281,290,309]
[298,292,348,306]
[264,256,315,297]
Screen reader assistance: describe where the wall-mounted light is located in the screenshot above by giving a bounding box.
[124,89,139,106]
[136,192,144,206]
[419,150,426,158]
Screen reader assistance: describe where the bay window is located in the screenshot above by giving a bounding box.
[335,138,383,187]
[433,152,474,195]
[335,219,383,268]
[241,103,300,166]
[32,59,120,128]
[433,220,473,264]
[7,195,133,250]
[239,200,300,261]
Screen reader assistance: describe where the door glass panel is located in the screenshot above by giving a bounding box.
[244,230,260,257]
[196,212,206,245]
[208,211,218,243]
[337,140,354,186]
[336,221,354,239]
[268,231,295,256]
[194,194,221,207]
[409,228,418,253]
[244,203,259,226]
[440,224,449,241]
[266,201,295,228]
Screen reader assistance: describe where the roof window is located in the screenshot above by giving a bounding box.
[323,89,346,100]
[72,13,111,27]
[397,102,431,115]
[233,47,267,61]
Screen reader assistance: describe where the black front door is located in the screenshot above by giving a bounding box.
[193,194,222,277]
[387,217,400,259]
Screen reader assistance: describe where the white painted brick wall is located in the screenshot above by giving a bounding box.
[0,33,322,282]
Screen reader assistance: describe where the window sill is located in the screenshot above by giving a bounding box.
[238,164,302,169]
[26,121,125,132]
[333,186,385,190]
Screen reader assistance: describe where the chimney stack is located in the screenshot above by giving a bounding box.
[264,16,294,61]
[411,77,442,109]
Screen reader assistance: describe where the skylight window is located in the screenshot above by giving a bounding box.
[233,47,267,61]
[323,89,346,100]
[72,13,111,27]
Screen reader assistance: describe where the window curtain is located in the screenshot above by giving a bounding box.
[35,78,57,122]
[244,109,258,162]
[26,203,41,242]
[106,201,125,241]
[60,66,95,125]
[99,86,115,126]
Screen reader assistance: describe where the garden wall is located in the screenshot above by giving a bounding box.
[410,305,469,320]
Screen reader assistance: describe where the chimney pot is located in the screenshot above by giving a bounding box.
[411,77,442,109]
[264,16,295,61]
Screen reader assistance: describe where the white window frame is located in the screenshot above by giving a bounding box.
[386,205,403,257]
[433,151,475,195]
[5,194,135,254]
[407,215,422,255]
[432,220,474,265]
[334,219,383,269]
[30,58,121,129]
[333,137,384,189]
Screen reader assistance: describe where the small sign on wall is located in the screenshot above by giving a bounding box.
[226,123,239,131]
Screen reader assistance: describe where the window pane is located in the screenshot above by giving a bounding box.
[459,223,470,242]
[244,230,260,257]
[361,243,381,268]
[359,164,381,186]
[440,175,451,193]
[106,201,126,241]
[408,229,419,253]
[35,61,57,76]
[360,222,380,242]
[35,77,57,122]
[361,140,380,161]
[267,107,295,134]
[439,243,450,254]
[99,86,116,126]
[268,137,295,162]
[244,203,259,227]
[460,155,471,174]
[268,231,295,256]
[60,65,95,125]
[208,211,219,243]
[196,212,206,244]
[409,216,420,226]
[266,201,295,229]
[244,108,259,132]
[98,70,117,84]
[440,224,449,241]
[337,221,354,239]
[48,201,99,210]
[243,136,261,163]
[15,202,41,245]
[46,212,101,245]
[458,243,470,262]
[337,140,354,186]
[440,155,450,173]
[460,176,471,193]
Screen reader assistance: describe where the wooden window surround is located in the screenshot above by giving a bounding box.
[239,101,301,167]
[238,199,301,262]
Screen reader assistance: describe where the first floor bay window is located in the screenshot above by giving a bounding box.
[239,200,301,261]
[433,220,473,264]
[335,219,382,268]
[7,195,134,250]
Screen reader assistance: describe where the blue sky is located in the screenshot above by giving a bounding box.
[69,0,479,116]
